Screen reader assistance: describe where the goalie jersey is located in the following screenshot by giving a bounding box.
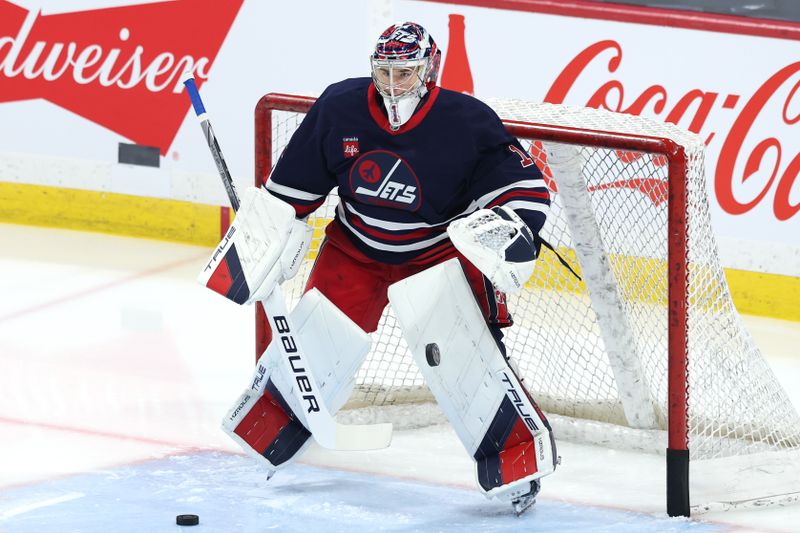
[266,77,550,265]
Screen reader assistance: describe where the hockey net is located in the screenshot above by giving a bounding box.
[254,93,800,514]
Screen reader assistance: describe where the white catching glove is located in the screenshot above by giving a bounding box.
[447,206,538,294]
[198,186,312,304]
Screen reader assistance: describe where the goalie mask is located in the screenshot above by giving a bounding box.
[371,22,441,131]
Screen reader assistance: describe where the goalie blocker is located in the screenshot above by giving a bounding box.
[198,186,312,305]
[388,259,558,502]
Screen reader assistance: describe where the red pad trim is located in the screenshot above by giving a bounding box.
[500,441,538,484]
[205,257,233,296]
[504,416,532,450]
[499,417,538,483]
[233,391,290,454]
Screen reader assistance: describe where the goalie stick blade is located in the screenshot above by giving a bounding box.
[314,421,393,451]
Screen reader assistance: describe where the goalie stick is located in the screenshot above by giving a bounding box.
[181,72,392,451]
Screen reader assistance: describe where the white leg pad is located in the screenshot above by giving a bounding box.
[268,288,371,423]
[388,259,557,500]
[222,288,371,469]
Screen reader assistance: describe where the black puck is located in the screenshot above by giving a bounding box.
[176,514,199,526]
[425,343,441,366]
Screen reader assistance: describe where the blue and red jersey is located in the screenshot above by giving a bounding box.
[266,77,550,265]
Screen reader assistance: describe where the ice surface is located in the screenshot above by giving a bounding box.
[0,452,723,533]
[1,224,799,532]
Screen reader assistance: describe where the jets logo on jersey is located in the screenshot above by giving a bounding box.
[358,159,381,183]
[348,150,421,210]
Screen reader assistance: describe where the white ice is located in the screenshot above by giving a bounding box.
[1,223,799,532]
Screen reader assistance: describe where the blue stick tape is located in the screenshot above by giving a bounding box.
[182,77,206,116]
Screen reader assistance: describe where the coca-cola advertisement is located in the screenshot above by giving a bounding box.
[0,0,797,277]
[403,2,799,277]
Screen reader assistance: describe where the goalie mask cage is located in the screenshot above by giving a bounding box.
[254,93,800,517]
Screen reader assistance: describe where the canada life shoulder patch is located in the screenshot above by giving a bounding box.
[347,150,422,211]
[343,137,359,158]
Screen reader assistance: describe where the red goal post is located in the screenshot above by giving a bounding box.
[253,92,800,517]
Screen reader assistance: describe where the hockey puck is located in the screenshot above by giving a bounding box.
[176,514,199,526]
[425,343,441,366]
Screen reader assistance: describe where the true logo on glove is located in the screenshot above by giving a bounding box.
[203,225,236,272]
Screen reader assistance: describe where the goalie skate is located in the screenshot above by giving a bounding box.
[511,479,541,516]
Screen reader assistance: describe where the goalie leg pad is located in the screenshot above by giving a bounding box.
[222,288,371,469]
[223,375,312,469]
[267,288,372,427]
[388,259,557,500]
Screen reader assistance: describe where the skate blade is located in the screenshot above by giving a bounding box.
[512,495,536,516]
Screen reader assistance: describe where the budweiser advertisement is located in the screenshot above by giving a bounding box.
[0,0,243,153]
[0,1,797,275]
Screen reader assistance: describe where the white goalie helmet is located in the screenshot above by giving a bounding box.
[370,22,441,130]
